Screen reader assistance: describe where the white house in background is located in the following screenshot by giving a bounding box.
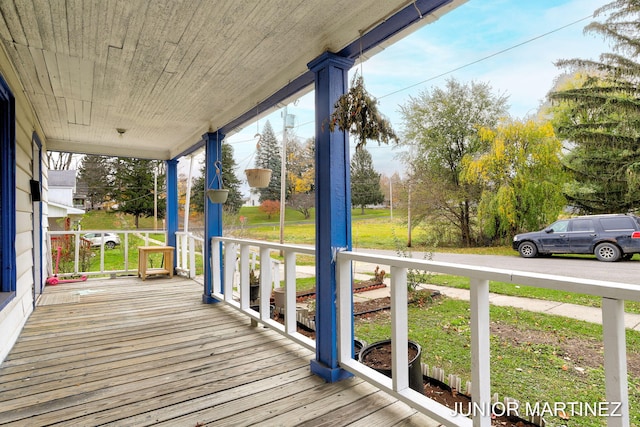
[243,190,261,207]
[48,170,85,231]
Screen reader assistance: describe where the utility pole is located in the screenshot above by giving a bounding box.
[407,178,412,247]
[153,165,158,231]
[279,107,295,249]
[389,177,393,220]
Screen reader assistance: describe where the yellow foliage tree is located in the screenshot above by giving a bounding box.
[461,119,569,241]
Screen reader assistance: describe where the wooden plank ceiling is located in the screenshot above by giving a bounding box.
[0,0,462,160]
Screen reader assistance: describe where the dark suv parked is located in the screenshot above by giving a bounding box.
[512,214,640,262]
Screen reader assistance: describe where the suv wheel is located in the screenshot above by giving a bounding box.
[105,241,116,250]
[518,241,538,258]
[594,242,621,262]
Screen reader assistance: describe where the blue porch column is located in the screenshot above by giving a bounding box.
[166,159,178,270]
[308,52,354,382]
[202,131,224,304]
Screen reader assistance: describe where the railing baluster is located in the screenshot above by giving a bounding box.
[181,232,188,271]
[390,266,408,392]
[211,238,221,294]
[223,242,236,302]
[470,277,491,427]
[124,232,129,273]
[74,232,80,274]
[240,244,250,310]
[259,246,272,321]
[188,234,194,277]
[602,297,629,427]
[336,254,352,364]
[284,251,297,334]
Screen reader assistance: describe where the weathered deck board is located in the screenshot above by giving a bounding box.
[0,276,441,426]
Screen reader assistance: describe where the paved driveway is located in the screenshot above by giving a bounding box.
[356,249,640,285]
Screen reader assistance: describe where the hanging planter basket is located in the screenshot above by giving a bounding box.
[206,189,229,203]
[207,160,228,204]
[245,168,272,188]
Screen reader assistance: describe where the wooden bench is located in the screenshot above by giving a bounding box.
[138,246,174,280]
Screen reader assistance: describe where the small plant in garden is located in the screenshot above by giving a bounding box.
[392,229,434,293]
[249,268,259,286]
[373,265,386,285]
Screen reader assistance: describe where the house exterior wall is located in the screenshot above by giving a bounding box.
[0,43,47,363]
[48,187,74,206]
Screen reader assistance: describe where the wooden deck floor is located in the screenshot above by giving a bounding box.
[0,276,441,426]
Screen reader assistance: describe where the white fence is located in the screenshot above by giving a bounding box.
[47,229,168,277]
[46,230,205,279]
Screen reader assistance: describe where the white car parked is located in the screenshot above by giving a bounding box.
[83,232,121,249]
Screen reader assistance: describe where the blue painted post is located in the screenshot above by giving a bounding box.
[202,131,224,304]
[308,52,354,382]
[166,159,178,270]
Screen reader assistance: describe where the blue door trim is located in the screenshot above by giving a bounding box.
[0,73,16,310]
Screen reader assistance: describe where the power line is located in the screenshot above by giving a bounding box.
[254,13,595,140]
[379,14,594,100]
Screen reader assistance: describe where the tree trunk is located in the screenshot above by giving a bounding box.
[460,201,472,247]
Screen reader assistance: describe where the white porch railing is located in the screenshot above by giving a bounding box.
[210,237,316,351]
[47,229,169,277]
[210,237,637,427]
[175,231,205,278]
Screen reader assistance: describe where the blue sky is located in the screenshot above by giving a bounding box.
[192,0,612,188]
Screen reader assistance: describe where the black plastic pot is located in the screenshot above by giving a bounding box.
[249,283,260,301]
[353,338,368,360]
[359,339,424,394]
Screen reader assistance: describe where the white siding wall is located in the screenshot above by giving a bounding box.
[0,43,47,363]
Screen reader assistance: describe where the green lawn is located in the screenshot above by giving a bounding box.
[355,296,640,427]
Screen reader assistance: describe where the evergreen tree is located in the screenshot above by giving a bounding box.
[254,120,281,202]
[77,155,114,209]
[112,158,165,228]
[350,147,384,214]
[549,0,640,214]
[191,144,243,214]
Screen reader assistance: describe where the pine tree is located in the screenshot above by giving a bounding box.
[254,120,281,202]
[549,0,640,214]
[77,155,114,209]
[350,147,384,214]
[112,158,165,228]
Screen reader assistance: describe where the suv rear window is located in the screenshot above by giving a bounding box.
[600,217,635,231]
[571,219,595,232]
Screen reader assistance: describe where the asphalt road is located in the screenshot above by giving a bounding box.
[356,249,640,285]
